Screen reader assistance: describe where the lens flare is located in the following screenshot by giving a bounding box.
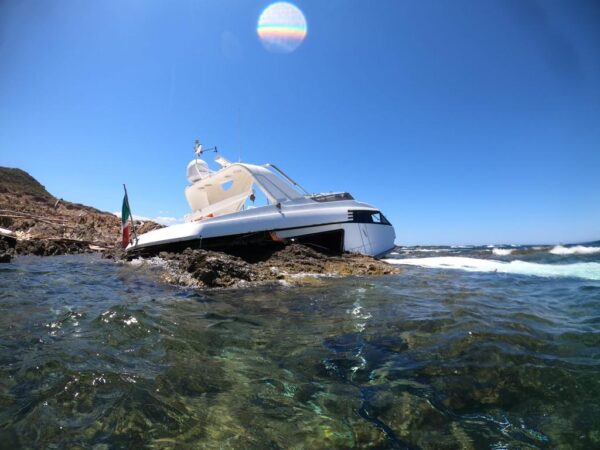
[257,2,307,53]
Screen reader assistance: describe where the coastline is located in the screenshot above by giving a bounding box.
[0,167,399,287]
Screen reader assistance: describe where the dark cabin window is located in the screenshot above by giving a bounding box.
[349,210,391,225]
[311,192,354,202]
[378,213,391,225]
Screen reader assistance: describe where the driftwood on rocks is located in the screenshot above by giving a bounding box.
[14,238,93,257]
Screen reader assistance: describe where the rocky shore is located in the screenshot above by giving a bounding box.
[0,167,162,260]
[155,243,398,288]
[1,166,399,287]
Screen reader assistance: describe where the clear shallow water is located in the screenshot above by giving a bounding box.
[1,248,599,449]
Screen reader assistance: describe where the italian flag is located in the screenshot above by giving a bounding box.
[121,192,131,248]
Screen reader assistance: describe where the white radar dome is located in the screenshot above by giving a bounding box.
[187,159,212,183]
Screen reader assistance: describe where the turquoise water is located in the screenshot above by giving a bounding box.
[1,246,599,448]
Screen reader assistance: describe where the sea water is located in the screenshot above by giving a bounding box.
[1,243,599,448]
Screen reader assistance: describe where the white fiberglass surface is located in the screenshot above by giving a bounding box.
[131,222,204,247]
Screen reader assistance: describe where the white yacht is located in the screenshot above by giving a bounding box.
[127,142,396,257]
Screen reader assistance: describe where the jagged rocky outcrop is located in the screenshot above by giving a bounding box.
[0,167,163,258]
[157,243,399,289]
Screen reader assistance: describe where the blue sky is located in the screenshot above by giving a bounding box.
[1,0,599,245]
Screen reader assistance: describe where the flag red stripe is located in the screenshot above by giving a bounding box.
[122,224,130,248]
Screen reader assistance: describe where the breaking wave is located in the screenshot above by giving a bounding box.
[383,256,600,281]
[549,245,600,255]
[491,248,514,256]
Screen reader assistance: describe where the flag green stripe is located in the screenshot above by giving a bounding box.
[122,195,131,226]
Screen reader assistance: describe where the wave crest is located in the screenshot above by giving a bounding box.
[549,245,600,255]
[383,256,600,281]
[491,248,514,256]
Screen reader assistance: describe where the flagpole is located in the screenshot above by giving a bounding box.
[123,184,138,244]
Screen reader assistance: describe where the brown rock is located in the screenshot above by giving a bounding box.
[161,248,256,288]
[14,238,92,256]
[158,243,400,289]
[0,166,163,256]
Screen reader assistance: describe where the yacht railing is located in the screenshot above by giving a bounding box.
[263,163,310,195]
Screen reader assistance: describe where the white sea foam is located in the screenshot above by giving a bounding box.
[128,257,166,267]
[383,256,600,281]
[549,245,600,255]
[491,248,514,256]
[398,248,447,254]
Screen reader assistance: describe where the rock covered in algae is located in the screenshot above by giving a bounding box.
[161,248,255,288]
[158,244,400,289]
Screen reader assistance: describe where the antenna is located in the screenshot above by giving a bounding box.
[236,109,241,162]
[194,139,203,156]
[193,138,217,157]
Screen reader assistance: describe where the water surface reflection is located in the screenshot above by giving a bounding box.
[1,255,599,448]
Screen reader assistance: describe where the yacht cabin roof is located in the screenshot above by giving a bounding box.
[184,161,303,220]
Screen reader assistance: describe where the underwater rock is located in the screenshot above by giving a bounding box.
[366,390,449,448]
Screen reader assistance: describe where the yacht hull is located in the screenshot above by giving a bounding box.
[127,200,396,257]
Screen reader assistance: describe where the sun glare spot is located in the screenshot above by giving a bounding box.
[257,2,307,53]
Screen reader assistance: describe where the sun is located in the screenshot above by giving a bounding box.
[257,2,307,54]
